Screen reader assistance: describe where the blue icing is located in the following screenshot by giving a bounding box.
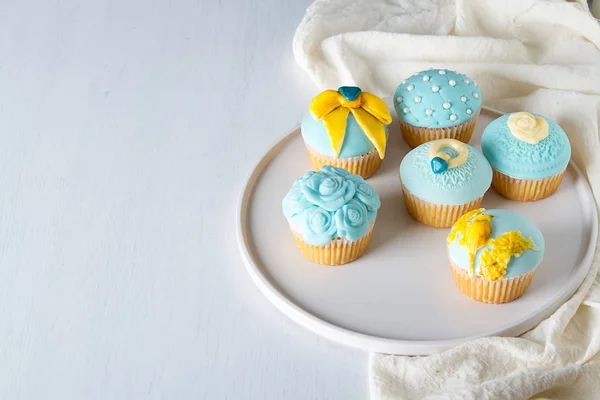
[481,113,571,180]
[282,166,379,246]
[301,113,376,158]
[399,141,492,205]
[394,69,481,128]
[448,209,545,279]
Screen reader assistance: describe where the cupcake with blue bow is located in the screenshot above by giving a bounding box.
[302,86,392,179]
[282,166,380,265]
[481,112,571,201]
[400,138,492,228]
[394,69,482,148]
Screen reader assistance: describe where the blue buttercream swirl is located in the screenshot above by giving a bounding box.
[282,166,379,245]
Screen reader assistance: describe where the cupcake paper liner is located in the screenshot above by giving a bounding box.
[402,184,484,228]
[491,168,566,201]
[399,108,480,148]
[450,259,536,304]
[291,223,374,266]
[305,146,382,179]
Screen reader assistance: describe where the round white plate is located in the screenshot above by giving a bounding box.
[237,107,597,355]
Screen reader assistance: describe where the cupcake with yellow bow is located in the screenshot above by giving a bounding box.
[399,138,492,228]
[302,86,392,179]
[481,112,571,201]
[447,208,544,303]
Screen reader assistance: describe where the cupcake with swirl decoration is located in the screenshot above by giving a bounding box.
[481,112,571,201]
[400,138,492,228]
[302,86,392,178]
[447,208,544,303]
[282,166,380,265]
[394,69,482,148]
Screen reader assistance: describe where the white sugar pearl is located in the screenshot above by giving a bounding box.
[466,108,472,115]
[403,107,409,113]
[413,72,419,76]
[396,96,403,103]
[402,80,407,84]
[439,70,446,75]
[464,79,470,84]
[450,114,457,121]
[461,96,467,102]
[407,84,414,91]
[432,86,439,93]
[443,102,451,109]
[425,109,433,116]
[414,96,422,103]
[449,79,456,86]
[473,93,479,99]
[422,75,430,82]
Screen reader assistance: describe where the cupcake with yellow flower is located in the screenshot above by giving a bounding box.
[447,208,544,304]
[302,86,392,179]
[481,112,571,201]
[282,166,380,266]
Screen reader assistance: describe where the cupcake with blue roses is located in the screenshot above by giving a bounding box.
[282,166,380,265]
[394,69,482,148]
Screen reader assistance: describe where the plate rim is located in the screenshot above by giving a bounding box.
[236,107,598,355]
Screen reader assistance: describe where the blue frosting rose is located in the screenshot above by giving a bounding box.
[282,166,380,245]
[282,184,313,218]
[294,206,337,246]
[334,199,373,241]
[300,172,356,212]
[354,181,380,212]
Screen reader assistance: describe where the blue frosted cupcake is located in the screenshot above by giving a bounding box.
[394,69,482,148]
[302,86,392,178]
[447,208,544,303]
[481,112,571,201]
[282,166,380,265]
[400,138,492,228]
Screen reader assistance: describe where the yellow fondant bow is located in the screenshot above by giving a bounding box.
[309,87,392,159]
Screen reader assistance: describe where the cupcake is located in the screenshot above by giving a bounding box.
[282,166,380,266]
[481,112,571,201]
[302,86,392,178]
[399,138,492,228]
[394,69,482,148]
[447,208,544,303]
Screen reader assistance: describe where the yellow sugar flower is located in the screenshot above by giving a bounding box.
[479,231,537,281]
[447,208,493,275]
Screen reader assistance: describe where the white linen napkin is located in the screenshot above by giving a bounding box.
[293,0,600,398]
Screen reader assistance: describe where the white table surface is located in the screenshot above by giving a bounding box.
[0,0,368,399]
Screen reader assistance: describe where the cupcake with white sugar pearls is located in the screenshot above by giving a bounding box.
[394,69,482,148]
